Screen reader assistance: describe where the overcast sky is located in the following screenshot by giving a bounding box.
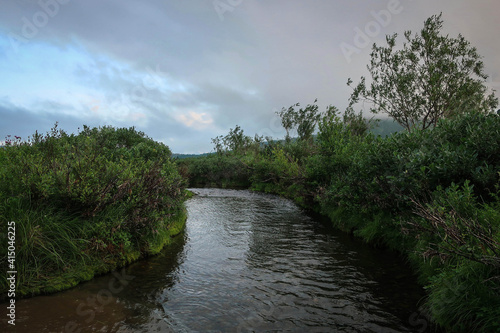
[1,0,499,153]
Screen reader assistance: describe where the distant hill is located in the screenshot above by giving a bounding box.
[172,152,214,159]
[172,119,404,158]
[370,118,404,137]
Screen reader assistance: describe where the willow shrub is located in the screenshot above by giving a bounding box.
[312,112,500,332]
[180,153,252,188]
[315,112,500,216]
[408,182,500,332]
[0,125,186,296]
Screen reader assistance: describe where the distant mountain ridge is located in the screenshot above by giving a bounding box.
[172,152,214,159]
[172,119,404,157]
[371,118,404,137]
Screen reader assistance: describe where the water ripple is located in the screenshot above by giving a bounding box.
[9,188,431,333]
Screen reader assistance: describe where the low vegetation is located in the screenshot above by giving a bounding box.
[0,125,187,297]
[179,14,500,332]
[181,106,500,333]
[1,12,498,332]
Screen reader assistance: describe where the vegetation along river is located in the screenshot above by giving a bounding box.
[8,189,433,332]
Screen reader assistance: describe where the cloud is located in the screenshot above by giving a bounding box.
[176,111,214,129]
[0,0,499,153]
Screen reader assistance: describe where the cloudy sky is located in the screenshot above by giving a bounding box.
[1,0,499,153]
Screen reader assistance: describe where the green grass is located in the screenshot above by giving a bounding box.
[425,262,500,332]
[0,125,189,299]
[0,194,188,299]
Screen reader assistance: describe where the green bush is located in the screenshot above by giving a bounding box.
[311,112,500,332]
[316,112,500,216]
[179,111,500,332]
[0,124,187,297]
[179,153,252,188]
[426,262,500,332]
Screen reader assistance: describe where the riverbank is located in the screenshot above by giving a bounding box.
[3,188,432,332]
[0,125,188,299]
[178,111,500,333]
[3,205,187,300]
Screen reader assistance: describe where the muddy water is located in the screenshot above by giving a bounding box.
[3,189,432,332]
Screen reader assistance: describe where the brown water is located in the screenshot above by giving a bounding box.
[2,188,433,332]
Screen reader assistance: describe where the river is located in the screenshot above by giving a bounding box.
[4,188,432,332]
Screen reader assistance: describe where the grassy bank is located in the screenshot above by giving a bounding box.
[179,111,500,332]
[0,125,188,299]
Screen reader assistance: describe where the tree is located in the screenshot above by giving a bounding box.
[342,107,374,137]
[276,99,321,142]
[276,103,297,143]
[348,13,498,132]
[212,125,253,155]
[295,101,320,142]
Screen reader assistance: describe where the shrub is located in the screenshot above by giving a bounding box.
[0,124,186,297]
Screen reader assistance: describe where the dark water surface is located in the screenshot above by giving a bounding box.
[3,189,432,332]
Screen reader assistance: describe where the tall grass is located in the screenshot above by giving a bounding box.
[0,125,188,298]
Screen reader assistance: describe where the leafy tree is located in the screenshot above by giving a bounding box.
[224,125,251,152]
[276,99,321,142]
[295,101,320,142]
[211,135,224,155]
[342,107,375,136]
[212,125,253,155]
[348,13,498,132]
[276,103,297,143]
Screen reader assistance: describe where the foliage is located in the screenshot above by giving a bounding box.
[317,112,500,214]
[313,111,500,332]
[177,14,500,332]
[348,13,498,131]
[250,145,305,197]
[0,124,187,297]
[180,110,500,332]
[211,125,257,155]
[276,99,322,142]
[179,153,252,188]
[409,182,500,269]
[425,262,500,332]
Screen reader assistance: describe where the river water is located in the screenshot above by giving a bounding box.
[4,188,432,332]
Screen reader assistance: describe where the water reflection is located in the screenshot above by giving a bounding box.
[3,231,186,333]
[2,188,433,332]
